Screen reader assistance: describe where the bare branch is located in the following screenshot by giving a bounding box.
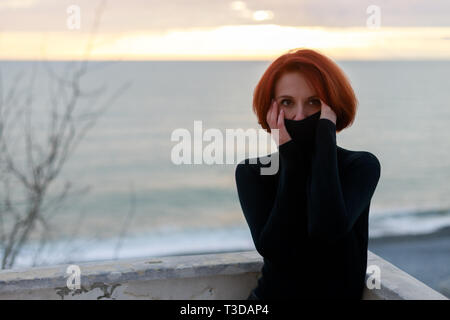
[0,0,133,269]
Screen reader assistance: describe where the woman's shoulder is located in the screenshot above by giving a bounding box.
[337,146,381,171]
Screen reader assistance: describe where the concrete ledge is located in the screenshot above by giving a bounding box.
[0,251,261,299]
[363,251,447,300]
[0,250,447,299]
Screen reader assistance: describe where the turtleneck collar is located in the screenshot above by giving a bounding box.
[283,110,321,154]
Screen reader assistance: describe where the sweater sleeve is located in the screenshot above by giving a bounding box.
[235,139,308,260]
[306,118,381,243]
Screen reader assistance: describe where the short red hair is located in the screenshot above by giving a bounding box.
[253,48,357,133]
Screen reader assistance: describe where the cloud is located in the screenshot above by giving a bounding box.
[1,0,450,33]
[230,1,274,21]
[0,0,38,10]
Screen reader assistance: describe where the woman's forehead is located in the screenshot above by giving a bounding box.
[275,72,316,98]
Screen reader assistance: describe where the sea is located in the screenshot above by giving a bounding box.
[1,60,450,268]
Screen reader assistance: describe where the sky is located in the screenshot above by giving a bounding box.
[0,0,449,60]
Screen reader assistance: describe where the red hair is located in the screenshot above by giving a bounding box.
[253,48,357,132]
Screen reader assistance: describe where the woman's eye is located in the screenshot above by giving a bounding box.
[280,99,291,106]
[309,98,321,106]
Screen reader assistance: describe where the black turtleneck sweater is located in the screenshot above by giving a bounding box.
[235,113,381,299]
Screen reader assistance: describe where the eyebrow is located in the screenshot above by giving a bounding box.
[276,94,319,102]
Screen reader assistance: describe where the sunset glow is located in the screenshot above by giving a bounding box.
[1,25,449,60]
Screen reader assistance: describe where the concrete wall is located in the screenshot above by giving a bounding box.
[0,250,447,300]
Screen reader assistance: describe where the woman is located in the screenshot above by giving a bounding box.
[235,48,381,300]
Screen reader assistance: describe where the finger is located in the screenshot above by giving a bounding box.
[266,100,273,125]
[318,99,324,108]
[319,99,330,109]
[274,100,280,126]
[268,99,277,127]
[277,109,284,128]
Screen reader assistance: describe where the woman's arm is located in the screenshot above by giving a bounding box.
[306,118,381,243]
[235,139,308,260]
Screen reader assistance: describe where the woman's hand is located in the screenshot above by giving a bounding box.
[319,99,337,125]
[266,99,292,147]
